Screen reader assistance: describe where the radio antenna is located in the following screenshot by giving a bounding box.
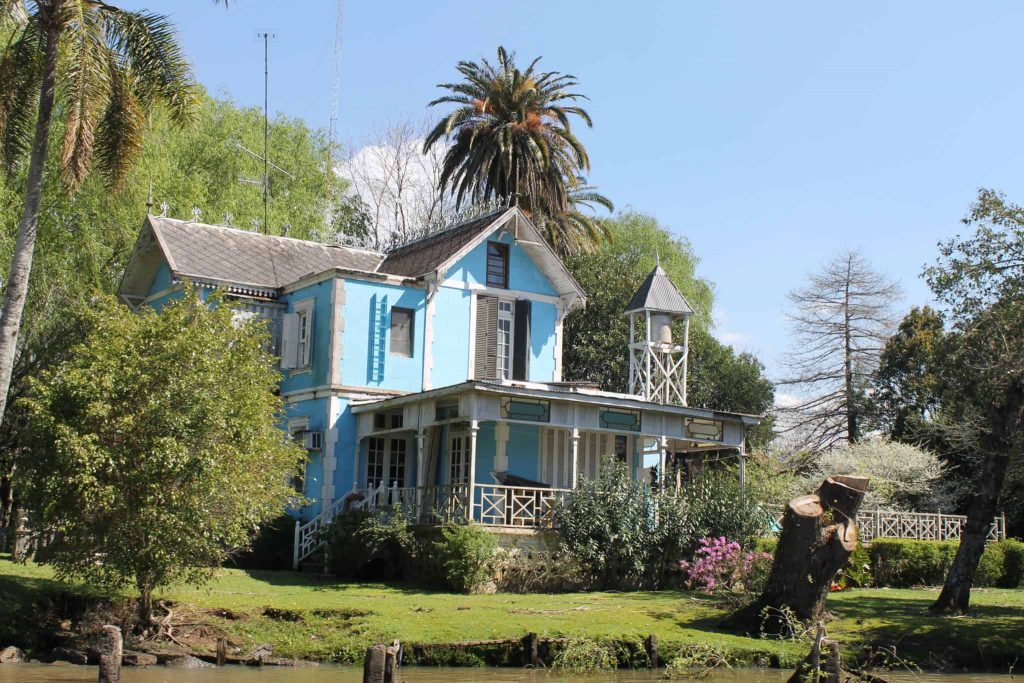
[258,31,275,234]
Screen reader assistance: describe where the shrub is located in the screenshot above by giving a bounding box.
[326,507,415,580]
[806,439,948,510]
[997,538,1024,587]
[837,543,873,588]
[868,539,1006,588]
[433,523,498,593]
[551,638,618,672]
[753,537,778,555]
[556,459,692,590]
[678,537,772,596]
[683,468,776,549]
[227,514,296,570]
[493,545,587,593]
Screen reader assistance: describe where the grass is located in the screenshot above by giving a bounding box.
[1,556,1022,669]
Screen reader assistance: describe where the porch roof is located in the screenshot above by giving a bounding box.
[349,379,762,427]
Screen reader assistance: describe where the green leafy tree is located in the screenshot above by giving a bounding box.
[15,289,304,629]
[871,306,946,440]
[424,46,611,254]
[924,189,1024,613]
[0,91,357,546]
[0,0,225,440]
[562,211,774,438]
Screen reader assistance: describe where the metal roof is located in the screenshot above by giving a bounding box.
[624,265,694,316]
[376,210,506,277]
[120,216,384,301]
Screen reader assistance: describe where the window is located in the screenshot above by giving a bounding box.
[390,307,414,357]
[373,410,404,431]
[281,299,313,369]
[449,433,469,484]
[367,437,386,488]
[289,426,308,493]
[614,435,629,464]
[497,300,513,379]
[389,439,407,487]
[366,436,408,488]
[486,241,509,289]
[474,296,532,381]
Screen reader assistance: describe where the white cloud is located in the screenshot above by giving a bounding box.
[774,392,802,409]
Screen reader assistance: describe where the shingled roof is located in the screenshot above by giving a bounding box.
[624,265,694,316]
[376,209,507,277]
[153,215,382,287]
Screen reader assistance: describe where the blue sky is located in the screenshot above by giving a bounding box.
[123,1,1024,384]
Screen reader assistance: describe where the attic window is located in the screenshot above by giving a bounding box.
[486,242,509,289]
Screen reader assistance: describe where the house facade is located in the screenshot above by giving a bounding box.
[119,208,760,567]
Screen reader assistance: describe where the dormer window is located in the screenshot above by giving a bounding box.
[486,242,509,289]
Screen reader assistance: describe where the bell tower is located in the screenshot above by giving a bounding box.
[626,264,694,405]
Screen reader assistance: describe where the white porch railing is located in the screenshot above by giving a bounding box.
[855,509,1006,543]
[474,484,570,528]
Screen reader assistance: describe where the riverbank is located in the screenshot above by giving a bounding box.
[1,556,1021,671]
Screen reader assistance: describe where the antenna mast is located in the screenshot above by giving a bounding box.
[257,31,276,234]
[329,0,344,162]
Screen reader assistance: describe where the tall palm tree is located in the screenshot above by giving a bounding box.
[423,46,593,218]
[0,0,214,424]
[535,178,614,256]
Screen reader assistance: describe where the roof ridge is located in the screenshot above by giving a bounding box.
[148,214,385,256]
[383,207,508,256]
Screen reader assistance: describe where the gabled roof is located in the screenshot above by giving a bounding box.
[624,265,694,316]
[379,207,586,305]
[119,215,383,303]
[376,209,506,277]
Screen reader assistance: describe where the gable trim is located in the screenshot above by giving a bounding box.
[429,208,586,306]
[439,278,563,306]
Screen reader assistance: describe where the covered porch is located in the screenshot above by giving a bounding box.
[347,380,758,528]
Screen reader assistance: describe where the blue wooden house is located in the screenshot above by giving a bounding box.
[119,207,760,567]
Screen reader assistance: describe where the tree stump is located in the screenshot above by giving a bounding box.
[724,476,869,636]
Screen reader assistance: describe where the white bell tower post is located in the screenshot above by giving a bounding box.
[626,264,694,406]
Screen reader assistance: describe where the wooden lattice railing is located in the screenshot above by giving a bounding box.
[855,509,1006,543]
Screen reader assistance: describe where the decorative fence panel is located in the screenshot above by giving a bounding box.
[473,484,570,528]
[855,510,1005,543]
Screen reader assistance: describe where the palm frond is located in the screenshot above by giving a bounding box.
[0,10,41,173]
[94,57,143,189]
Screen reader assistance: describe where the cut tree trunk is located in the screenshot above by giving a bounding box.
[931,386,1023,614]
[0,10,62,425]
[723,475,869,636]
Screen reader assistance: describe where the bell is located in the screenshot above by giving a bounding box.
[651,314,673,345]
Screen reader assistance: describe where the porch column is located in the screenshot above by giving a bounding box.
[416,429,426,520]
[570,428,580,489]
[738,444,746,497]
[659,435,668,487]
[468,420,479,521]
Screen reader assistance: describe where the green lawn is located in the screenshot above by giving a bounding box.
[1,557,1021,669]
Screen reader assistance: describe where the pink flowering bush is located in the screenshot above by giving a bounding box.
[678,536,773,595]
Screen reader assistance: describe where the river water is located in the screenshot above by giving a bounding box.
[0,666,1015,683]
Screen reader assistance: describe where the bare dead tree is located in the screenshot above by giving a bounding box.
[337,118,453,250]
[777,249,902,451]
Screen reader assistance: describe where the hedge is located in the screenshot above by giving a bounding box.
[752,537,1024,589]
[867,539,1021,588]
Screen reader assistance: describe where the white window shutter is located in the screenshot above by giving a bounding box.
[281,313,300,369]
[301,308,313,367]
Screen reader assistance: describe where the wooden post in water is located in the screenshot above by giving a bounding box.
[645,634,659,668]
[523,632,540,668]
[363,645,386,683]
[384,640,401,682]
[98,625,122,683]
[216,637,227,667]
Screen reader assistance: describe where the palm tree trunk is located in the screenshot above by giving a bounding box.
[0,14,62,424]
